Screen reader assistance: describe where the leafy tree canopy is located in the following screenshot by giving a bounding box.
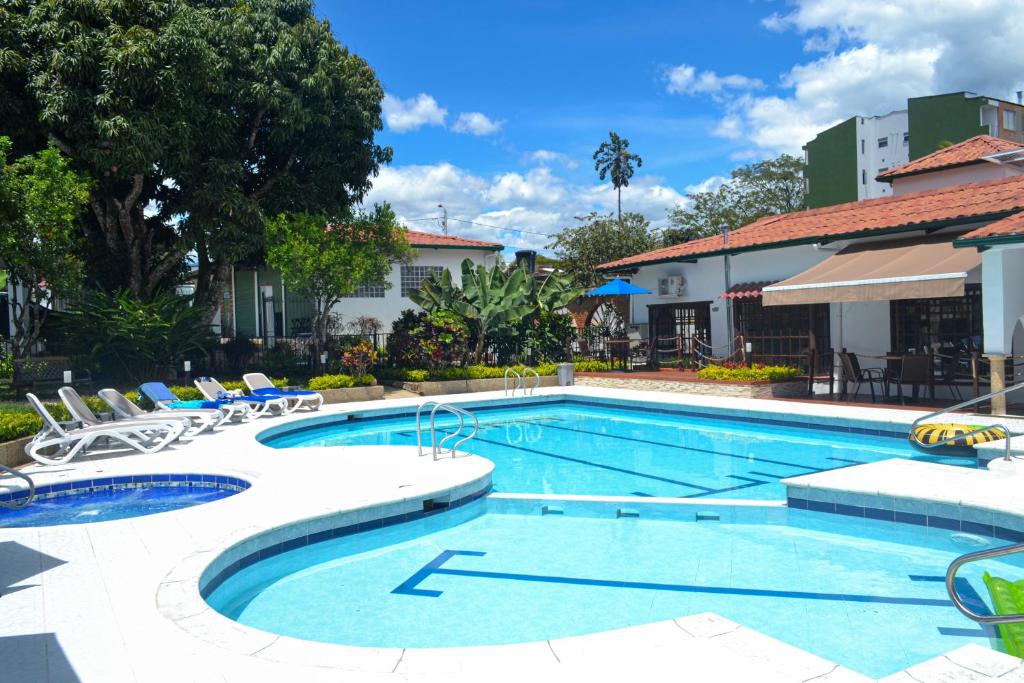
[0,137,90,356]
[1,0,390,312]
[663,154,805,246]
[547,211,658,287]
[265,204,411,357]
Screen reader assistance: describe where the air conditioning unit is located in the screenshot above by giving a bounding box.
[657,276,686,297]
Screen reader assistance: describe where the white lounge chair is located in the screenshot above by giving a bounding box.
[24,393,186,466]
[243,373,323,413]
[98,388,227,435]
[194,377,288,419]
[60,386,193,436]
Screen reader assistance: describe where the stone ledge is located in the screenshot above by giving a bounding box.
[576,376,808,399]
[318,385,385,404]
[0,435,31,469]
[397,375,561,396]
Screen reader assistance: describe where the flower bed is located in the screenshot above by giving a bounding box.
[696,363,800,383]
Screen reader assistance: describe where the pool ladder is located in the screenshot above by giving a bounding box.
[947,542,1024,625]
[0,464,35,510]
[415,401,479,460]
[504,366,540,397]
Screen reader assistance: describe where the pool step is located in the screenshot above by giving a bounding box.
[617,508,640,519]
[541,505,564,515]
[696,512,721,522]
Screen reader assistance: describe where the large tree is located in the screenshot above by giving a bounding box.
[1,0,390,312]
[0,138,90,356]
[547,211,658,286]
[663,154,805,246]
[264,205,411,364]
[593,131,643,223]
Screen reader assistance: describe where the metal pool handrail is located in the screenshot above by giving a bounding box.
[521,367,540,396]
[415,400,480,460]
[947,542,1024,624]
[909,382,1024,462]
[504,368,522,396]
[0,464,35,510]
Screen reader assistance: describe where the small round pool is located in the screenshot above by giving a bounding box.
[0,474,249,528]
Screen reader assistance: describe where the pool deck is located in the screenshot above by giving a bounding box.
[3,385,1024,682]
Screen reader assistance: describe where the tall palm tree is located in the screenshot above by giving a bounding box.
[593,131,643,223]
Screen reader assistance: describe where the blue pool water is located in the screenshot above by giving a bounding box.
[261,399,972,499]
[0,484,242,527]
[205,499,1016,678]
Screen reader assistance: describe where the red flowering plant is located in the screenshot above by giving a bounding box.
[341,338,377,378]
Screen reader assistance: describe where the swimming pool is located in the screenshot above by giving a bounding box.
[0,474,249,527]
[260,398,972,500]
[204,497,1013,678]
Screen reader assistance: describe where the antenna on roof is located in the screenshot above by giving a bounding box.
[437,204,448,235]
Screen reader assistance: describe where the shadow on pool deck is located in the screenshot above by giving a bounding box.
[0,633,81,683]
[0,540,66,597]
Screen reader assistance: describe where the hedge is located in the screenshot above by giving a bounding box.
[378,364,561,382]
[696,364,800,382]
[306,374,377,390]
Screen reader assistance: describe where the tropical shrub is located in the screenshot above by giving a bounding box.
[341,338,377,377]
[377,364,560,382]
[697,363,800,382]
[572,359,612,372]
[307,373,376,390]
[387,309,469,373]
[253,344,306,378]
[61,289,214,382]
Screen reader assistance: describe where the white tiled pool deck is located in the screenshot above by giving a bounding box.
[3,386,1024,682]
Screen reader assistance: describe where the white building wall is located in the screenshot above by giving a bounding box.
[856,110,909,201]
[327,247,499,332]
[891,163,1023,195]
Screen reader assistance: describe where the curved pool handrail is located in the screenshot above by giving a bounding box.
[947,541,1024,624]
[0,464,35,510]
[504,368,522,397]
[909,382,1024,461]
[521,367,541,396]
[416,400,480,460]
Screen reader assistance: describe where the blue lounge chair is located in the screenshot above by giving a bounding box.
[194,377,288,418]
[139,381,250,422]
[243,372,323,413]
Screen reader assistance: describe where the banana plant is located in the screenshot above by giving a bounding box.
[408,267,463,313]
[530,269,585,313]
[453,259,536,362]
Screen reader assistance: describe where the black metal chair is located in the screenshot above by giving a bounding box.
[838,352,887,402]
[892,354,932,404]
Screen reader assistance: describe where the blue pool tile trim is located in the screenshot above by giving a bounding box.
[258,395,916,447]
[199,485,491,600]
[788,496,1024,541]
[0,473,250,504]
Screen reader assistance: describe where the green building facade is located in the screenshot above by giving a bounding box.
[803,117,858,208]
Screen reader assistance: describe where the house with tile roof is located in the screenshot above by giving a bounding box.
[222,229,503,338]
[599,135,1024,409]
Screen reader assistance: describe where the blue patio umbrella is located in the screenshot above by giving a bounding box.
[585,278,652,297]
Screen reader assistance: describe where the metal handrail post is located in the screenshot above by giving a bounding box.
[0,464,35,510]
[947,542,1024,624]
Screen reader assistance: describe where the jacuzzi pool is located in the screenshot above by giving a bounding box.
[0,474,249,527]
[203,497,1015,678]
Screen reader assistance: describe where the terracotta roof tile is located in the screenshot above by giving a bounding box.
[957,211,1024,242]
[721,282,774,299]
[405,229,503,249]
[600,173,1024,270]
[877,135,1022,181]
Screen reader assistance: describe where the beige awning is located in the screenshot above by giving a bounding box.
[762,236,981,306]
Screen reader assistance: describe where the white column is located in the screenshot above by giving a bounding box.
[981,246,1024,414]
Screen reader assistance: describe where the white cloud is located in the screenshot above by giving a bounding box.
[363,162,686,252]
[452,112,504,136]
[524,149,579,169]
[382,93,447,133]
[665,64,764,98]
[694,0,1024,154]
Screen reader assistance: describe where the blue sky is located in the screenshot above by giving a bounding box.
[318,0,1024,252]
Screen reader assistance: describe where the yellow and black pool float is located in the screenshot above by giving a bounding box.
[909,423,1008,452]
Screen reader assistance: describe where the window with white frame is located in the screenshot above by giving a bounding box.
[877,136,888,148]
[1004,109,1018,131]
[903,132,909,145]
[342,281,386,298]
[401,265,444,296]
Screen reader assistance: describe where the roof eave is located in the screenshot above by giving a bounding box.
[953,233,1024,249]
[411,243,504,251]
[876,158,987,183]
[599,211,1021,271]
